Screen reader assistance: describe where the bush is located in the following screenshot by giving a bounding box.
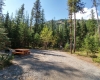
[98,47,100,53]
[90,54,97,58]
[93,57,100,63]
[0,54,14,69]
[83,35,99,55]
[64,43,69,51]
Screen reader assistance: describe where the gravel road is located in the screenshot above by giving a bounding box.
[0,49,100,80]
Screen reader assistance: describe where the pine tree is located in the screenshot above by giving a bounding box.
[68,0,73,54]
[76,20,81,48]
[33,0,41,33]
[0,0,10,50]
[58,24,66,47]
[4,12,9,38]
[72,0,85,53]
[91,0,100,39]
[18,4,25,19]
[40,9,45,31]
[86,9,96,35]
[65,20,70,44]
[30,6,34,30]
[13,4,25,48]
[51,19,55,36]
[80,18,87,40]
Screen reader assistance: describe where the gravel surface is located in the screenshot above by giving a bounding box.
[0,49,100,80]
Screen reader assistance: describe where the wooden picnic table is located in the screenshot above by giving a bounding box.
[12,49,30,55]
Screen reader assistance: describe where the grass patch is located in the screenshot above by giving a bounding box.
[93,57,100,63]
[75,51,100,63]
[93,53,100,63]
[75,51,88,57]
[89,54,97,58]
[96,53,100,57]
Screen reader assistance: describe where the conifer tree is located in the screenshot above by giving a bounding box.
[68,0,73,54]
[0,0,9,50]
[40,9,45,30]
[33,0,41,33]
[30,6,34,30]
[91,0,100,39]
[72,0,85,53]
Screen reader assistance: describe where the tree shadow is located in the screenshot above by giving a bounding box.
[20,57,100,80]
[20,57,80,76]
[0,64,23,80]
[30,49,66,57]
[17,49,100,80]
[0,49,100,80]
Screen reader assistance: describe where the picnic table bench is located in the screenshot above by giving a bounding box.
[12,49,30,55]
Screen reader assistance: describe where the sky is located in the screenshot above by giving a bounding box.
[2,0,100,21]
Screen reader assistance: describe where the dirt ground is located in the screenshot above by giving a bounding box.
[0,49,100,80]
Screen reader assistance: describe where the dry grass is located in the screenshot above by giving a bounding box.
[63,50,100,68]
[74,51,100,65]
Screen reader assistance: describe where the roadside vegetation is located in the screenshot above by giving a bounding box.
[0,54,14,69]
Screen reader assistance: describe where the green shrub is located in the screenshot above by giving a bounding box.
[0,54,14,69]
[98,47,100,53]
[93,57,100,63]
[64,43,69,51]
[83,35,99,55]
[90,54,97,58]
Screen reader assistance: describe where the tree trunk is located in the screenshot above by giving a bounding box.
[70,14,73,54]
[95,6,100,39]
[73,12,76,53]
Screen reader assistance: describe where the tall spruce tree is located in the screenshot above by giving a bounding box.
[30,6,34,30]
[80,18,87,40]
[91,0,100,39]
[51,19,55,36]
[40,9,45,31]
[65,20,70,44]
[72,0,85,53]
[68,0,73,54]
[86,9,96,35]
[13,4,25,48]
[33,0,41,33]
[0,0,9,50]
